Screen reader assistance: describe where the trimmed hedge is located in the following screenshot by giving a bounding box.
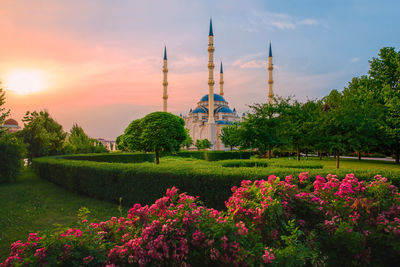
[173,151,252,161]
[32,156,400,210]
[220,159,269,168]
[63,152,155,163]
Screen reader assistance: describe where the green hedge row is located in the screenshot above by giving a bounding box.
[32,156,400,210]
[220,159,269,168]
[63,152,155,163]
[173,151,252,161]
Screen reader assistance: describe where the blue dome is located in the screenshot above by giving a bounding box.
[192,107,207,113]
[200,93,226,102]
[216,107,233,113]
[216,120,233,125]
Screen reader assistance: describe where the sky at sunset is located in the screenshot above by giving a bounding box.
[1,0,399,140]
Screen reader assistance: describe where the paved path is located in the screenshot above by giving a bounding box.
[339,156,395,162]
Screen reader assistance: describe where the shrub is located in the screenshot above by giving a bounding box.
[204,151,252,161]
[63,152,155,163]
[220,159,269,168]
[3,174,399,266]
[0,134,25,182]
[269,161,323,169]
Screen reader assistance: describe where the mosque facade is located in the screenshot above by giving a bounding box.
[162,19,274,150]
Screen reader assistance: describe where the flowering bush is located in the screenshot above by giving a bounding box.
[2,173,400,266]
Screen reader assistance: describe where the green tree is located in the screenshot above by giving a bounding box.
[122,119,144,152]
[369,47,400,163]
[0,88,10,135]
[0,134,25,182]
[182,129,193,150]
[124,112,186,164]
[195,139,202,150]
[220,124,241,150]
[64,124,107,154]
[201,139,212,150]
[240,100,286,159]
[18,110,67,162]
[341,76,385,160]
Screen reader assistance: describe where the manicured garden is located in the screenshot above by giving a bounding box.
[0,168,128,262]
[2,153,400,265]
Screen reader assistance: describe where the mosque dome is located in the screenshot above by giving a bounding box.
[192,107,207,113]
[200,93,226,102]
[4,119,18,126]
[216,107,233,113]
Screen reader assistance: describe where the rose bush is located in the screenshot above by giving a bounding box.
[2,173,399,266]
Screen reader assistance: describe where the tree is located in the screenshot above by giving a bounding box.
[369,47,400,163]
[240,100,286,159]
[341,76,385,160]
[0,134,25,182]
[124,112,187,164]
[201,139,212,150]
[122,119,144,152]
[182,129,193,150]
[18,110,67,161]
[220,124,241,150]
[64,124,108,154]
[195,139,212,150]
[0,88,10,135]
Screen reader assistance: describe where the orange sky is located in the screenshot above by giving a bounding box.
[2,0,393,139]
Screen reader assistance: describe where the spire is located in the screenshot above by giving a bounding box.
[164,46,167,60]
[220,62,223,73]
[269,42,272,57]
[209,18,213,36]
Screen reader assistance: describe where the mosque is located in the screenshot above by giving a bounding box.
[162,19,274,150]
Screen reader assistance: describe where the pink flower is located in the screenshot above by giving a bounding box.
[83,255,93,264]
[262,247,275,264]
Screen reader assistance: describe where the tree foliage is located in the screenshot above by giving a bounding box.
[18,110,66,161]
[0,88,10,135]
[195,139,212,150]
[219,124,241,150]
[64,123,108,154]
[122,112,187,164]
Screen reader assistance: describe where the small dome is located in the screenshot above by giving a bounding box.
[216,107,233,113]
[4,119,18,126]
[216,120,232,125]
[200,93,226,102]
[192,107,207,113]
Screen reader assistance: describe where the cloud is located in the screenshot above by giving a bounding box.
[248,10,320,31]
[351,57,360,63]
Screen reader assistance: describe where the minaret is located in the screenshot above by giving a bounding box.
[268,42,274,104]
[207,18,216,149]
[162,46,168,112]
[219,62,224,96]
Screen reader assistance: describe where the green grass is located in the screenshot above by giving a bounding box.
[0,168,128,262]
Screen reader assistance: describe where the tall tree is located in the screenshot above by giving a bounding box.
[0,88,10,135]
[219,124,241,150]
[369,47,400,163]
[240,100,286,159]
[64,124,107,154]
[18,110,66,161]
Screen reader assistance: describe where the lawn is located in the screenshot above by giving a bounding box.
[0,168,128,261]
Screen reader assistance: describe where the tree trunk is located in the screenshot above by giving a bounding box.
[296,144,300,161]
[358,151,361,161]
[319,151,322,160]
[155,149,160,164]
[230,146,233,151]
[396,151,400,164]
[336,154,340,169]
[268,145,271,160]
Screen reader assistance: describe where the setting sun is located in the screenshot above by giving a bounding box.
[4,70,47,95]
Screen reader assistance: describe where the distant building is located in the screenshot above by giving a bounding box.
[96,138,116,151]
[162,19,275,150]
[2,118,21,133]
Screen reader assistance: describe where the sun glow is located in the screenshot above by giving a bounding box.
[4,70,47,95]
